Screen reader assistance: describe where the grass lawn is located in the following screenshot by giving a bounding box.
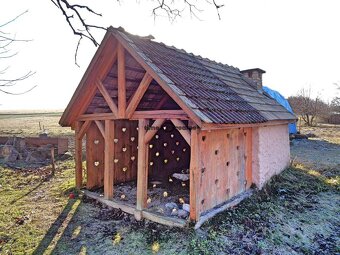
[0,114,339,254]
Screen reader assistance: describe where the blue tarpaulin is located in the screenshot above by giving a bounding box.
[263,86,297,134]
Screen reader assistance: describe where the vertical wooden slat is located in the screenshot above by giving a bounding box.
[245,127,253,189]
[137,119,148,210]
[104,120,115,199]
[118,43,126,118]
[86,123,105,189]
[190,127,201,221]
[75,121,83,188]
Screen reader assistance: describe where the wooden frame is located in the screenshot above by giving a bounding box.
[189,127,201,221]
[76,120,91,140]
[104,120,115,199]
[136,119,148,211]
[144,119,165,144]
[118,43,126,118]
[65,30,269,227]
[96,80,118,117]
[94,120,105,138]
[75,121,83,188]
[170,119,191,146]
[131,110,188,120]
[78,113,116,121]
[245,127,253,189]
[126,73,153,118]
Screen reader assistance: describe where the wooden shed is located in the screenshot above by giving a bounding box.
[60,27,296,227]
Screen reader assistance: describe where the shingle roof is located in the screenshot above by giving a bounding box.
[112,27,296,124]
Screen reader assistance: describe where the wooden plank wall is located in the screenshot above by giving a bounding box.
[198,128,252,214]
[113,120,138,183]
[86,119,139,189]
[86,122,105,189]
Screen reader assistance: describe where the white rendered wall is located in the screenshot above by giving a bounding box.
[252,124,290,189]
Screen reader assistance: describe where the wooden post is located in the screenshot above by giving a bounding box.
[104,120,115,199]
[75,121,83,188]
[118,43,126,118]
[189,127,201,221]
[50,147,56,176]
[245,127,253,189]
[136,119,148,211]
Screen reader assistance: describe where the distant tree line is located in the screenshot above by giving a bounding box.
[288,84,340,126]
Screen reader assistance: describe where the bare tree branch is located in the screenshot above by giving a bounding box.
[0,84,37,95]
[0,10,28,28]
[0,11,36,95]
[50,0,107,66]
[51,0,225,65]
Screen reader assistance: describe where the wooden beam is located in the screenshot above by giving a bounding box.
[136,119,148,210]
[189,127,201,221]
[117,43,126,118]
[78,113,116,121]
[75,121,83,188]
[76,120,91,140]
[170,119,191,146]
[195,190,254,229]
[96,80,118,117]
[104,120,115,199]
[94,120,105,138]
[126,73,153,118]
[83,190,135,214]
[245,127,253,189]
[142,211,187,228]
[144,119,165,144]
[201,120,292,131]
[131,110,188,120]
[155,94,170,109]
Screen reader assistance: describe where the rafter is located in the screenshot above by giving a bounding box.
[96,80,118,117]
[126,72,153,118]
[155,93,171,109]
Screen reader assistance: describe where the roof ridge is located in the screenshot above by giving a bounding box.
[110,26,241,73]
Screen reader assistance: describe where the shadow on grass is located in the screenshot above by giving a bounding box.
[10,181,45,205]
[32,198,79,255]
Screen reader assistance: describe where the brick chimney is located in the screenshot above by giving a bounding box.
[241,68,266,90]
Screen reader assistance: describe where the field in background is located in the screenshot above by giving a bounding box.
[0,112,73,137]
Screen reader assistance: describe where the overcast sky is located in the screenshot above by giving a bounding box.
[0,0,339,111]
